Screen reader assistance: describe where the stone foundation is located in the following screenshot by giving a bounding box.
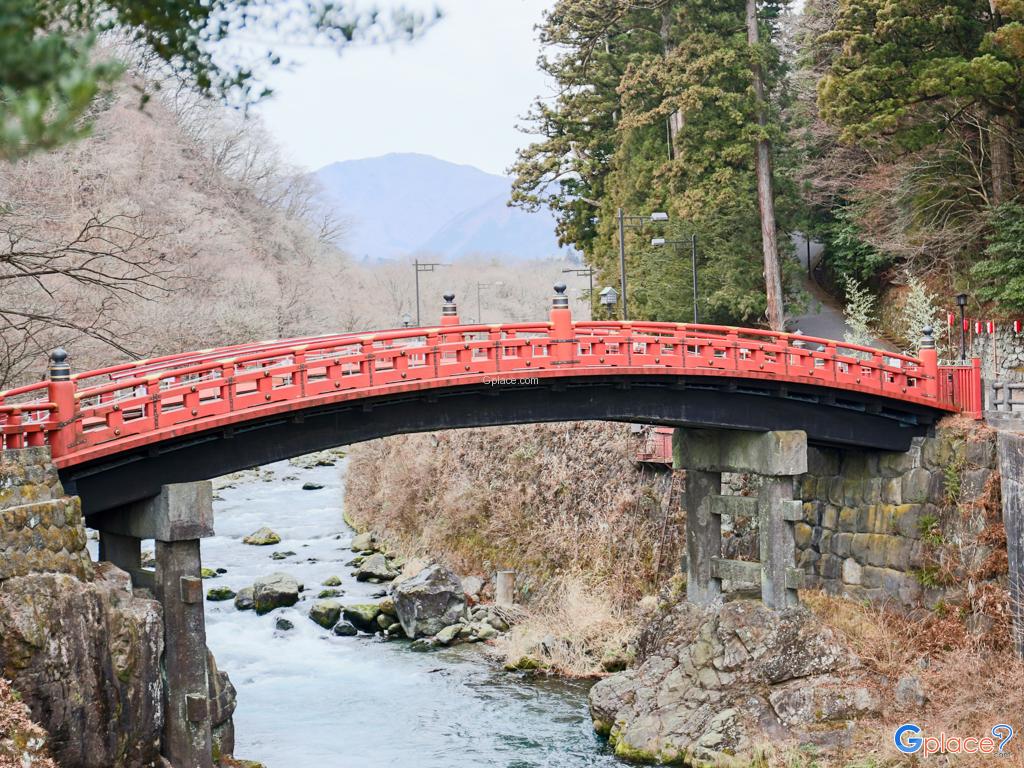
[794,422,1000,606]
[0,448,93,582]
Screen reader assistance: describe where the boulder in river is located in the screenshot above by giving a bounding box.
[302,481,324,491]
[354,553,398,582]
[234,587,255,611]
[206,586,236,602]
[350,531,378,552]
[393,564,466,638]
[309,600,342,630]
[342,604,381,633]
[318,588,343,599]
[243,527,281,546]
[333,620,358,637]
[275,618,294,632]
[253,572,300,615]
[323,575,342,587]
[435,624,462,646]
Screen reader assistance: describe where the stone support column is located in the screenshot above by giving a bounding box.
[998,432,1024,660]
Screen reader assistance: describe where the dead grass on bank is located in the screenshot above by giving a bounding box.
[493,571,643,677]
[806,591,1024,768]
[345,423,680,675]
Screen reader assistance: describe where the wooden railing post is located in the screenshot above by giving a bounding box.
[918,325,938,399]
[549,282,575,364]
[46,348,79,458]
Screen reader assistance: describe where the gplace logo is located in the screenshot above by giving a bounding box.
[894,723,1015,756]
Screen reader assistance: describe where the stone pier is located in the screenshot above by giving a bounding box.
[998,432,1024,659]
[91,481,216,768]
[674,428,807,609]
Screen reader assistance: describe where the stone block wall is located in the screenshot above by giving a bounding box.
[794,423,1000,606]
[0,447,93,582]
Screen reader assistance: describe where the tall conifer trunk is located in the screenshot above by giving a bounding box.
[746,0,785,330]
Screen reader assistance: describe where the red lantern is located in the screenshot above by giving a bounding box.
[975,320,983,334]
[1014,319,1022,334]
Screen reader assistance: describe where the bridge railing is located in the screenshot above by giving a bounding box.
[0,286,978,462]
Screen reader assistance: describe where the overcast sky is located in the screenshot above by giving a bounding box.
[254,0,555,176]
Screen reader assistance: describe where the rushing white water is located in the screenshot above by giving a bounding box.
[196,457,621,767]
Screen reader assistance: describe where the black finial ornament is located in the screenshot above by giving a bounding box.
[921,325,935,349]
[49,348,71,381]
[552,282,569,309]
[442,292,457,316]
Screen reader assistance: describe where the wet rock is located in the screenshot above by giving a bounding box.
[234,587,255,611]
[355,553,398,582]
[504,655,546,672]
[201,567,218,579]
[302,482,324,491]
[275,618,294,632]
[270,551,296,561]
[386,622,404,637]
[435,624,462,645]
[350,531,378,552]
[207,586,237,602]
[309,600,342,630]
[333,621,358,637]
[290,452,337,469]
[207,650,237,762]
[379,596,397,617]
[473,622,498,641]
[323,575,342,587]
[243,527,281,546]
[409,638,437,652]
[589,601,877,764]
[393,564,466,638]
[318,588,343,599]
[342,604,381,633]
[253,572,300,615]
[376,613,392,631]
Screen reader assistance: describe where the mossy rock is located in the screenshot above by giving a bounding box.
[309,600,342,630]
[206,586,236,602]
[201,568,218,579]
[243,527,281,546]
[323,575,342,587]
[318,588,343,599]
[504,655,547,672]
[341,604,380,633]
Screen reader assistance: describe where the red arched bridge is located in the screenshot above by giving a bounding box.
[0,287,982,515]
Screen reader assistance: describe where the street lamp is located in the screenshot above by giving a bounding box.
[617,209,668,320]
[956,293,968,362]
[599,286,619,319]
[651,234,700,323]
[562,267,595,318]
[401,312,412,328]
[476,281,504,323]
[414,259,450,326]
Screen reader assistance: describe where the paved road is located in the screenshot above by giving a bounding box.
[787,234,851,342]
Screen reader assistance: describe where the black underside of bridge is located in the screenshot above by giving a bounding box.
[64,374,943,516]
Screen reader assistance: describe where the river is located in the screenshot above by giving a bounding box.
[196,456,621,767]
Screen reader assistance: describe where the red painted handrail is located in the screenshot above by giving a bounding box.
[0,298,980,466]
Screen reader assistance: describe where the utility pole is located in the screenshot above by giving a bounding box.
[414,259,448,326]
[746,0,784,331]
[617,208,629,321]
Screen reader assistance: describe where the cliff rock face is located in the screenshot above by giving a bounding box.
[0,565,164,768]
[589,600,878,764]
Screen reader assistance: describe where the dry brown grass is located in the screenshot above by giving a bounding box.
[0,678,56,768]
[807,591,1024,768]
[494,571,640,676]
[344,422,679,674]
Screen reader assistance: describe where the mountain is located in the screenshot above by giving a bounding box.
[314,153,573,261]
